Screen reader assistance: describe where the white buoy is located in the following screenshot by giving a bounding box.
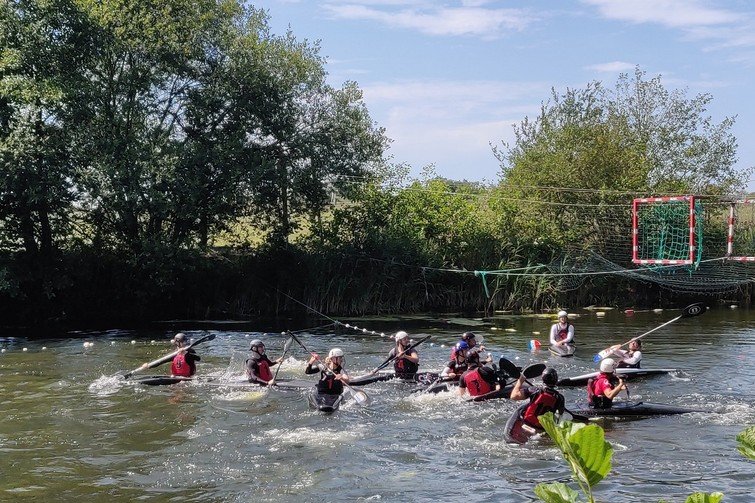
[1,348,5,353]
[131,340,136,345]
[532,331,540,335]
[596,312,606,318]
[491,327,499,331]
[150,340,156,344]
[505,328,516,333]
[730,304,738,309]
[42,346,47,350]
[653,308,663,313]
[23,347,28,352]
[111,341,116,345]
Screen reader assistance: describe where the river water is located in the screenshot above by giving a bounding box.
[1,307,754,502]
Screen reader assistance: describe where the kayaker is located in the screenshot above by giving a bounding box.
[441,341,469,379]
[611,339,643,368]
[458,365,500,397]
[390,331,419,379]
[509,367,565,429]
[450,331,486,359]
[305,348,350,395]
[169,333,201,377]
[587,358,627,408]
[245,339,284,386]
[549,310,575,348]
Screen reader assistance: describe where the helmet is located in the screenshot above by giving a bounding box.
[455,341,470,352]
[395,331,409,342]
[600,358,616,373]
[172,333,187,345]
[542,368,558,386]
[328,348,344,358]
[250,339,264,350]
[461,332,476,341]
[465,350,481,365]
[557,310,568,318]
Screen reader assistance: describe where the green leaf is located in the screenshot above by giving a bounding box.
[534,482,580,503]
[684,492,724,503]
[539,413,613,489]
[736,425,755,460]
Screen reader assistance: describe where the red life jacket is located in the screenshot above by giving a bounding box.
[256,359,273,382]
[587,375,616,408]
[171,352,194,377]
[523,388,563,428]
[462,368,495,396]
[556,323,571,341]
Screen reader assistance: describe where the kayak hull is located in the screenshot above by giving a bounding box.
[349,371,440,386]
[569,401,702,417]
[549,344,576,357]
[307,388,343,414]
[504,403,541,444]
[468,383,515,402]
[131,375,194,386]
[557,368,676,387]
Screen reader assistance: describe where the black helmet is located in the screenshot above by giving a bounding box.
[542,368,558,386]
[461,332,476,341]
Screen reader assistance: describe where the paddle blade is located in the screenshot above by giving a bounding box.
[523,363,546,379]
[348,387,370,406]
[593,348,612,362]
[498,357,521,379]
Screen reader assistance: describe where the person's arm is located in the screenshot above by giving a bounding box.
[304,355,321,375]
[336,369,350,384]
[401,349,419,364]
[604,378,626,400]
[563,325,574,344]
[509,375,529,400]
[549,324,558,345]
[441,363,454,378]
[610,345,628,358]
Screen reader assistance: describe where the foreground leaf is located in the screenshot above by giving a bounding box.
[534,482,580,503]
[736,425,755,460]
[685,492,724,503]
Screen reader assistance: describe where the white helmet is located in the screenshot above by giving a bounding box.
[599,358,616,373]
[557,310,568,318]
[328,348,344,358]
[395,331,409,342]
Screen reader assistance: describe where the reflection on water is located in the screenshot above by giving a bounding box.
[1,308,754,502]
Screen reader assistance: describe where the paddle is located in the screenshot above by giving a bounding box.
[123,333,216,379]
[371,335,431,374]
[289,333,370,406]
[498,357,545,381]
[270,335,294,385]
[563,408,590,424]
[593,302,707,362]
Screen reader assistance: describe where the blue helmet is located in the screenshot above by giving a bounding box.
[455,341,470,352]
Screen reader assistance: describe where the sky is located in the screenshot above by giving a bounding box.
[253,0,755,189]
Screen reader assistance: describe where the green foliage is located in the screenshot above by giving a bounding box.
[533,483,580,503]
[736,425,755,460]
[537,413,612,502]
[683,493,724,503]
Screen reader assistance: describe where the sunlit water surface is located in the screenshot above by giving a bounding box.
[1,307,754,502]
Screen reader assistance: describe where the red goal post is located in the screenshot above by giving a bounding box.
[726,199,755,262]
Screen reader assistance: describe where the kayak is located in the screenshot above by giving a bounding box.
[307,388,343,414]
[568,401,703,418]
[349,371,440,386]
[504,403,541,444]
[557,368,676,387]
[208,378,312,390]
[467,383,515,402]
[130,375,196,386]
[549,344,575,357]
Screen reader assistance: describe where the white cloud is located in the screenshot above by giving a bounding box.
[323,2,534,38]
[585,61,636,73]
[582,0,739,28]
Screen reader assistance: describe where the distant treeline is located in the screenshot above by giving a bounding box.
[1,1,751,326]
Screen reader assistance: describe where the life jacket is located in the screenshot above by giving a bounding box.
[393,347,419,377]
[462,368,495,396]
[317,364,344,395]
[523,387,564,428]
[248,355,273,382]
[171,352,195,377]
[556,323,571,341]
[587,375,617,408]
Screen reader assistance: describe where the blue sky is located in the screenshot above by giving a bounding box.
[254,0,755,189]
